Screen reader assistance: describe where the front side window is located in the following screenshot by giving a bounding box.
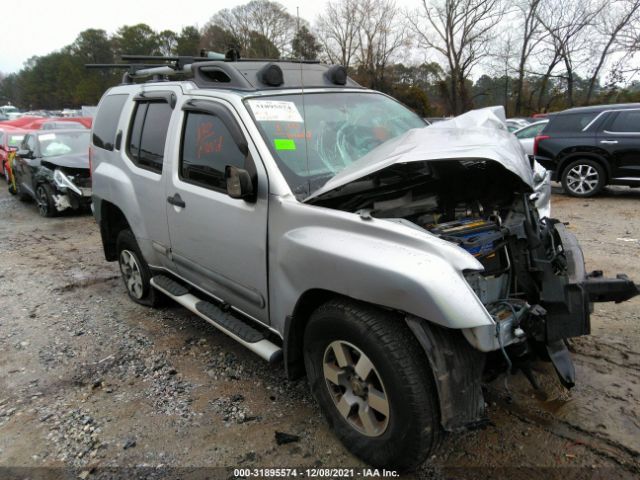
[127,100,173,173]
[608,110,640,133]
[245,92,426,198]
[180,111,246,191]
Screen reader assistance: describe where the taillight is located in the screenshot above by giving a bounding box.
[533,135,550,156]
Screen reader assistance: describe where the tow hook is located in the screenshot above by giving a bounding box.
[546,340,575,389]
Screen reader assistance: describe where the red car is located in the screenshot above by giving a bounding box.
[0,126,28,184]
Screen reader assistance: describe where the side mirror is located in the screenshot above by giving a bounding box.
[225,165,255,201]
[17,149,32,158]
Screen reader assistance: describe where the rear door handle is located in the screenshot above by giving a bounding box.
[600,140,618,144]
[167,193,186,208]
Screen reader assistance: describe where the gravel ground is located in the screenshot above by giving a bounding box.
[0,184,638,480]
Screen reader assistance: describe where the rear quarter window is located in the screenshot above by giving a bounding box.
[93,94,128,151]
[546,112,598,132]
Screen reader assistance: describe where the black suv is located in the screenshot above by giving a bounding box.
[535,103,640,196]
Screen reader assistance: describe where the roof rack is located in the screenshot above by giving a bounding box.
[86,53,361,91]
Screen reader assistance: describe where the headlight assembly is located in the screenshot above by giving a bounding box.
[53,169,82,195]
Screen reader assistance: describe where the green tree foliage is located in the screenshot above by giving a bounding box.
[112,24,160,56]
[176,26,201,56]
[292,26,321,60]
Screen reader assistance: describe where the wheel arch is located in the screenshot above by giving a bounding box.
[557,150,610,182]
[95,199,132,261]
[284,291,487,432]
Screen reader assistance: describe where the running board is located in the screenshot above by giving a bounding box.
[150,275,282,363]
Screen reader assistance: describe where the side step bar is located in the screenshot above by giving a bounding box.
[150,275,282,363]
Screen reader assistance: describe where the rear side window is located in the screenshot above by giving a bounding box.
[607,110,640,133]
[180,111,245,191]
[127,101,173,174]
[93,94,128,150]
[547,112,598,132]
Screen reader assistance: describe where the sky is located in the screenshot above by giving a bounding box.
[0,0,420,74]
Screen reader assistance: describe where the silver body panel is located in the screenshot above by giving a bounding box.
[92,87,547,352]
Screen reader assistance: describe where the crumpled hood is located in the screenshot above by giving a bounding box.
[305,106,533,202]
[41,153,89,170]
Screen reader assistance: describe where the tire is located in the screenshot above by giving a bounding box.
[303,299,441,470]
[116,229,162,307]
[561,159,606,197]
[36,184,57,217]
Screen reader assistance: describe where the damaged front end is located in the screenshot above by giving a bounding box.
[306,134,638,393]
[38,162,92,213]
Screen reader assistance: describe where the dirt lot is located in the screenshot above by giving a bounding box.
[0,185,638,480]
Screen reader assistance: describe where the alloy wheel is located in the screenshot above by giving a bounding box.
[323,340,390,437]
[565,164,599,195]
[119,250,144,299]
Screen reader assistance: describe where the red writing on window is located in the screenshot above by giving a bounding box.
[196,121,223,159]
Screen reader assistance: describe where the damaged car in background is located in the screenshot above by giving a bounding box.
[90,60,638,471]
[13,129,92,217]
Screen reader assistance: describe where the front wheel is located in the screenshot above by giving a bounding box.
[116,229,162,307]
[303,299,441,470]
[561,159,605,197]
[36,184,57,217]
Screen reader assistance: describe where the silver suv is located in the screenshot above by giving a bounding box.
[90,58,638,470]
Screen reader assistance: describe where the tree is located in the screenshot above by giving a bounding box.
[113,24,161,56]
[176,26,201,56]
[584,0,640,104]
[208,0,295,55]
[292,26,321,60]
[157,30,178,56]
[355,0,409,91]
[408,0,505,114]
[200,24,239,54]
[315,0,362,69]
[512,0,545,114]
[537,0,603,107]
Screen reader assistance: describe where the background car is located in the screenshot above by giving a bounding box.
[535,103,640,197]
[514,119,549,157]
[0,126,28,183]
[13,129,91,216]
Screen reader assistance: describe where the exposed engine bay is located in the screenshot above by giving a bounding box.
[309,159,639,388]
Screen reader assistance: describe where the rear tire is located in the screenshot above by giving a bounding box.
[116,229,162,307]
[561,159,605,197]
[303,299,441,470]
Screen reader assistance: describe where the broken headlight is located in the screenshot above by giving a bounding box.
[53,169,82,196]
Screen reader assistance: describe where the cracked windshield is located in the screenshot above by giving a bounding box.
[246,92,426,198]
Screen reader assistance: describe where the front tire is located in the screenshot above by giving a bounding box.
[303,299,441,470]
[36,184,57,217]
[561,159,605,197]
[116,229,162,307]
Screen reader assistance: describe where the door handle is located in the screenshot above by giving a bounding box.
[167,193,186,208]
[600,140,618,144]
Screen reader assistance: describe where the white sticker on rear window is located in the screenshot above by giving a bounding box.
[39,133,56,141]
[248,100,303,123]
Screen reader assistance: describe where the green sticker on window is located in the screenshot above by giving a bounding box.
[274,138,296,150]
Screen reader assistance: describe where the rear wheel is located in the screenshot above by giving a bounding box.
[561,159,605,197]
[303,299,441,470]
[116,229,162,307]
